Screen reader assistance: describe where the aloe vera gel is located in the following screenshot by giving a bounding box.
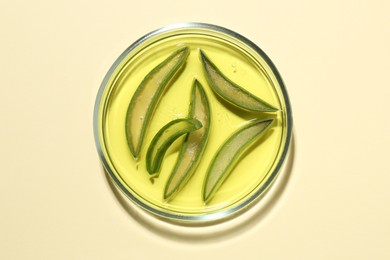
[94,23,292,223]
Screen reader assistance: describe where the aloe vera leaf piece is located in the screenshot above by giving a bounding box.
[126,47,190,158]
[202,118,274,203]
[146,118,202,175]
[199,50,278,112]
[164,80,211,201]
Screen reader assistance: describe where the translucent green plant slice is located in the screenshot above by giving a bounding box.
[126,46,190,158]
[203,118,274,203]
[146,118,202,175]
[199,50,278,112]
[164,80,211,201]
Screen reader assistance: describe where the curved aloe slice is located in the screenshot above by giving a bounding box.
[200,50,278,112]
[203,118,274,203]
[126,47,190,158]
[146,118,202,175]
[164,80,211,201]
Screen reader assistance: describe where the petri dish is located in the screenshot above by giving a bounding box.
[94,23,293,224]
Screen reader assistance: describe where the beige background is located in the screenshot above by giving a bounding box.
[1,0,389,259]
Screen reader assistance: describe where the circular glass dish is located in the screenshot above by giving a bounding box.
[94,23,292,224]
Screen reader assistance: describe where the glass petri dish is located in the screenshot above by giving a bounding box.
[94,23,293,224]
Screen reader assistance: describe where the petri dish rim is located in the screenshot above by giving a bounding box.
[93,22,293,224]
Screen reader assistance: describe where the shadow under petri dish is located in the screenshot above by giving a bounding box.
[103,136,295,242]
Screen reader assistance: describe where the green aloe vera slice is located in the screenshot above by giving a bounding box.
[164,80,211,201]
[202,118,274,203]
[146,118,202,175]
[126,46,190,158]
[199,50,278,112]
